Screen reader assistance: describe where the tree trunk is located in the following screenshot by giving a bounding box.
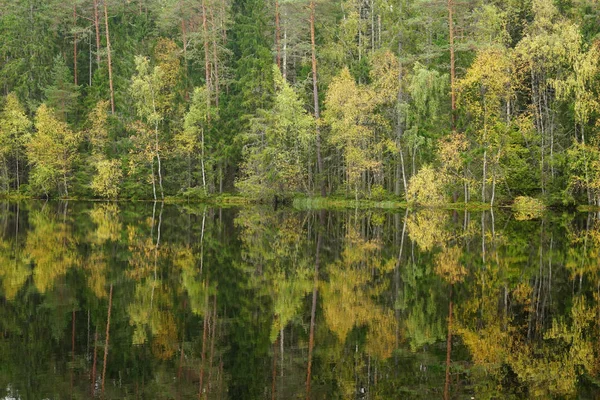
[201,128,207,194]
[15,152,19,192]
[155,121,164,200]
[103,1,115,114]
[73,4,78,86]
[275,0,281,70]
[283,12,288,80]
[396,30,407,197]
[448,0,456,131]
[209,7,220,108]
[181,1,189,100]
[202,0,212,98]
[310,1,325,197]
[93,0,101,64]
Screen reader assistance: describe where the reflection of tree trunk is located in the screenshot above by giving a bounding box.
[306,211,324,400]
[444,286,453,400]
[272,334,278,400]
[102,284,114,395]
[208,295,217,392]
[71,310,75,394]
[199,283,209,398]
[178,301,186,388]
[91,329,98,395]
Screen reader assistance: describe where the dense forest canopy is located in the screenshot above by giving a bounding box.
[0,0,599,205]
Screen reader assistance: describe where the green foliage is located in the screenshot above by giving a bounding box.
[43,55,79,122]
[0,0,598,204]
[237,66,314,200]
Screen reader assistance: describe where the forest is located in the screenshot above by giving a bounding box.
[0,0,599,206]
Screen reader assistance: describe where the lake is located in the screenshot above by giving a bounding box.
[0,202,599,399]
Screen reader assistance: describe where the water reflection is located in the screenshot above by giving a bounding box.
[0,202,599,399]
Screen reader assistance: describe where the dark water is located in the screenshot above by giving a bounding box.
[0,202,599,399]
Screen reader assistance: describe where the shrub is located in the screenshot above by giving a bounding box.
[512,196,545,220]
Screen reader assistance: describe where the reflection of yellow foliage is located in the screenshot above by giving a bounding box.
[127,224,158,281]
[509,298,595,400]
[85,252,107,299]
[0,240,30,300]
[89,203,122,244]
[270,268,312,342]
[236,209,313,342]
[26,210,79,293]
[128,280,156,345]
[152,311,178,360]
[175,245,211,317]
[434,246,467,284]
[457,324,508,374]
[407,210,451,251]
[322,226,397,359]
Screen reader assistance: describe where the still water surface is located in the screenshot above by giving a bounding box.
[0,202,599,399]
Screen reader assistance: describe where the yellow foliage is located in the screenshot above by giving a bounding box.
[434,246,467,284]
[406,165,447,206]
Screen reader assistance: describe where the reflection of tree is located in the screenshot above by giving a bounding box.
[0,236,30,300]
[85,203,122,299]
[406,209,451,251]
[26,204,79,293]
[126,203,179,363]
[322,224,397,360]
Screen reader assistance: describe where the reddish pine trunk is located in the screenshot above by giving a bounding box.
[73,4,78,85]
[101,284,114,395]
[201,0,211,102]
[209,8,220,108]
[104,1,115,114]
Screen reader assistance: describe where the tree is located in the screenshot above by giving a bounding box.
[324,67,384,201]
[129,56,169,200]
[237,66,314,199]
[27,104,81,197]
[44,55,80,122]
[458,47,514,205]
[0,93,32,192]
[175,86,217,194]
